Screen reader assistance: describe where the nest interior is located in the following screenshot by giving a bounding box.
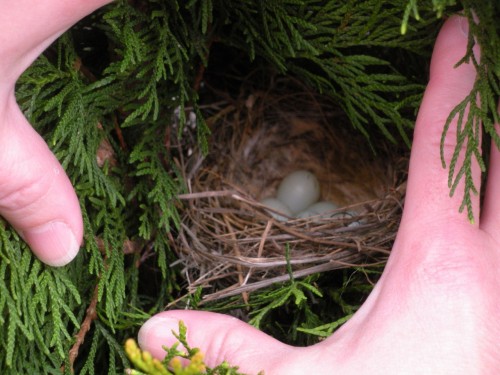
[173,77,407,304]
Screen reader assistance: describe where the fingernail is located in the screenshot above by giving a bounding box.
[22,221,80,267]
[459,16,469,38]
[138,315,183,358]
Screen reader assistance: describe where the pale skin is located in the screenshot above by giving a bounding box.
[0,2,498,374]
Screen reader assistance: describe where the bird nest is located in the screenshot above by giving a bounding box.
[171,78,407,304]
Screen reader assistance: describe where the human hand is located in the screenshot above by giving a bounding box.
[137,16,500,374]
[0,0,112,266]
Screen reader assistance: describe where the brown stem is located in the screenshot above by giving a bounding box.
[66,284,99,373]
[113,113,128,151]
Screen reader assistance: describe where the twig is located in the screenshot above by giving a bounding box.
[113,112,128,151]
[67,284,99,373]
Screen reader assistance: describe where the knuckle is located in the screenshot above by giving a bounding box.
[0,169,52,214]
[412,236,486,291]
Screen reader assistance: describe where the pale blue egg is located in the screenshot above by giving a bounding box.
[260,197,292,222]
[277,170,320,214]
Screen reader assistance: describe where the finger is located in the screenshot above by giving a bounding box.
[402,15,481,228]
[0,97,82,266]
[0,0,113,82]
[480,121,500,235]
[138,310,296,374]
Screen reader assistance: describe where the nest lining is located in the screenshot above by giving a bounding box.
[172,80,407,304]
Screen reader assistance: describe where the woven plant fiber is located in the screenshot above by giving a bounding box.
[172,77,407,304]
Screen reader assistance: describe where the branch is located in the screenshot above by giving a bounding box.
[66,284,99,374]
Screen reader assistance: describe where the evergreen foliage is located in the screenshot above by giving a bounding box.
[1,0,498,373]
[441,2,500,222]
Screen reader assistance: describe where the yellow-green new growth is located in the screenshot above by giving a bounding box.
[169,351,207,374]
[125,338,170,375]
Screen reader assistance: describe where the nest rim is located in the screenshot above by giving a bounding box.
[170,76,408,304]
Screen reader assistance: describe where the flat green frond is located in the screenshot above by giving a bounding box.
[438,2,500,221]
[297,314,353,337]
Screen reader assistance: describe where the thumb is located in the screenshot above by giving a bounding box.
[138,310,297,374]
[0,95,82,266]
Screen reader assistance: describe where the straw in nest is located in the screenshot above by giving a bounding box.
[171,79,407,304]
